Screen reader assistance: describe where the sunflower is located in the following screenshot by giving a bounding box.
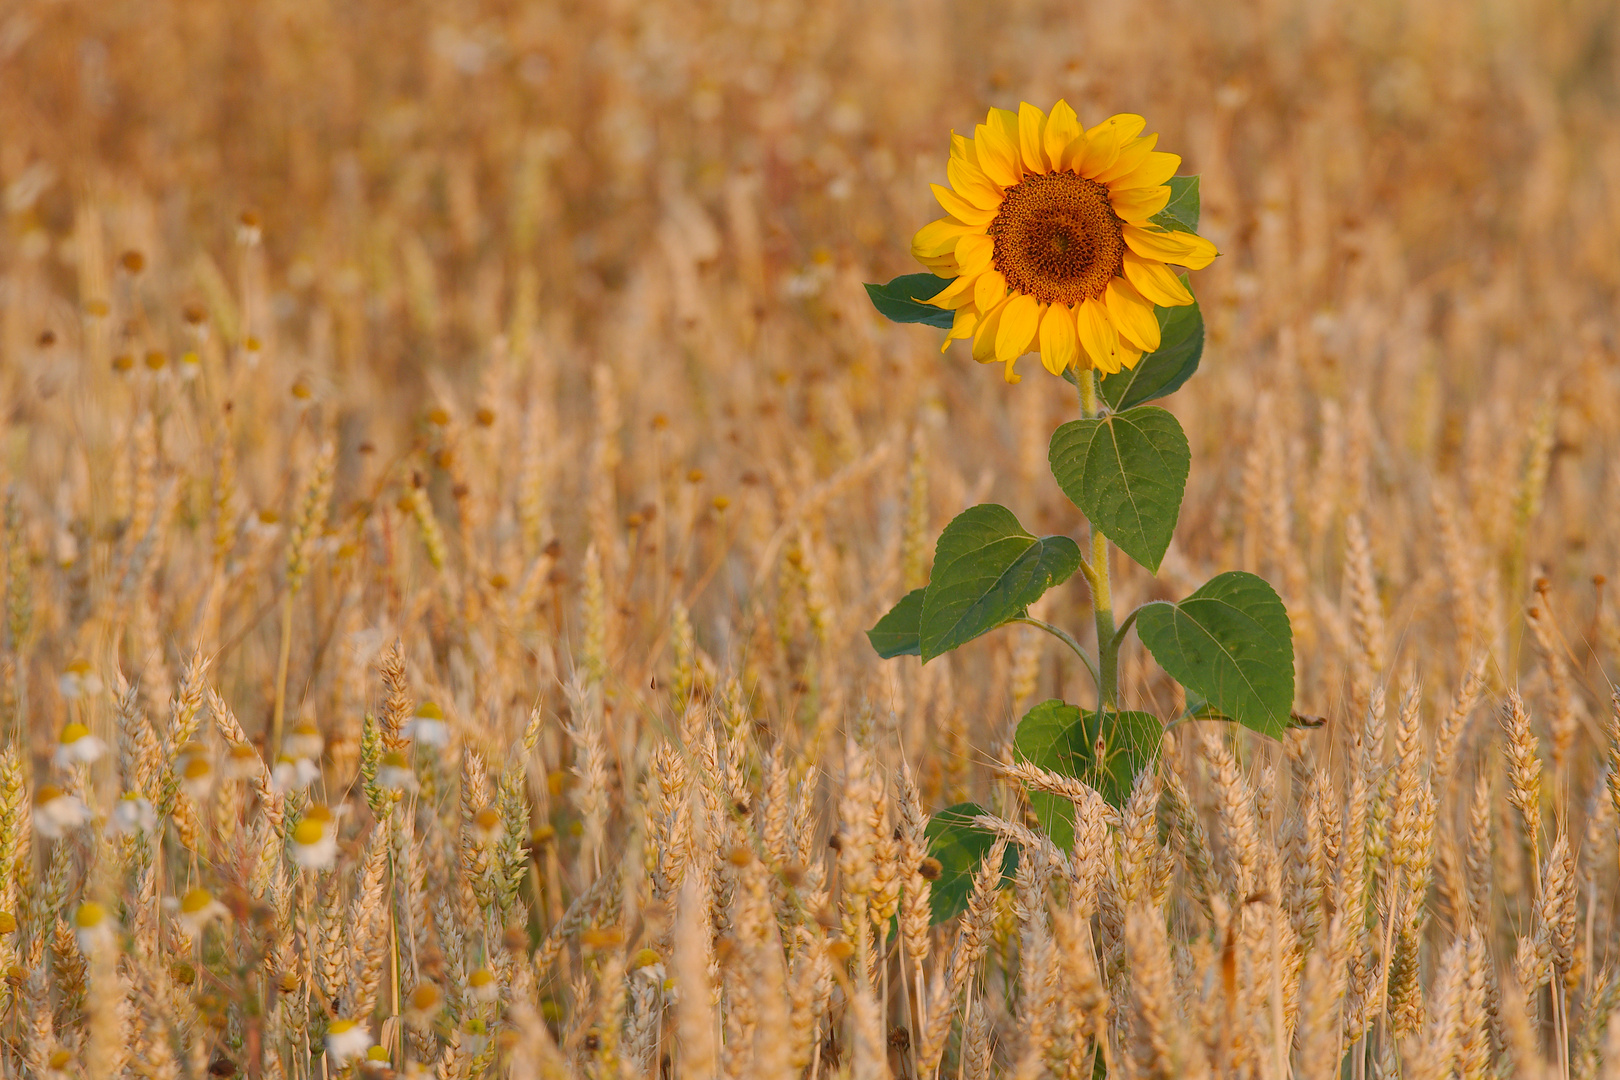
[913,101,1217,383]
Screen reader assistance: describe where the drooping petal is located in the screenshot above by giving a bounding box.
[1038,302,1079,375]
[1018,102,1048,175]
[931,183,999,227]
[1110,184,1172,223]
[943,305,979,351]
[972,295,1011,364]
[1106,278,1161,353]
[1123,252,1195,307]
[974,268,1008,312]
[1076,296,1123,374]
[1169,231,1218,270]
[1110,151,1181,191]
[912,218,976,260]
[954,233,994,278]
[975,117,1022,188]
[1117,341,1143,370]
[1044,101,1083,172]
[995,293,1041,364]
[927,271,978,309]
[1093,133,1158,185]
[1123,224,1218,268]
[948,155,1004,211]
[917,252,959,276]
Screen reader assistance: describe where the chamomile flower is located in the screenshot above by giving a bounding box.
[468,966,499,1003]
[405,981,444,1028]
[469,807,504,845]
[376,750,418,792]
[54,723,107,768]
[33,785,90,839]
[284,720,324,761]
[73,901,117,953]
[110,792,158,835]
[58,659,101,700]
[177,749,215,801]
[224,743,263,782]
[290,805,338,870]
[271,754,319,793]
[405,702,449,747]
[175,888,229,935]
[325,1018,371,1064]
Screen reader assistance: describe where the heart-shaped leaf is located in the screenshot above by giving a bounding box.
[918,504,1081,662]
[866,587,925,658]
[924,803,1018,924]
[1098,298,1204,411]
[1134,571,1294,739]
[864,273,956,328]
[1014,700,1163,849]
[1149,175,1200,233]
[1049,407,1190,573]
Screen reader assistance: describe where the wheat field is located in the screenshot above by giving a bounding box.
[1,0,1619,1076]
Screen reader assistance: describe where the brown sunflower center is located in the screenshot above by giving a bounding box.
[987,172,1125,305]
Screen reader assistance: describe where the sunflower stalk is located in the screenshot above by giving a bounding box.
[1076,368,1120,712]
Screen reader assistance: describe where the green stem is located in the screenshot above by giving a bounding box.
[1013,617,1100,690]
[1077,372,1118,710]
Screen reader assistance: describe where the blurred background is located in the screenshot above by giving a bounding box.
[1,0,1617,762]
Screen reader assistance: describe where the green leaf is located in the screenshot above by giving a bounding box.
[925,803,1018,924]
[1048,407,1190,573]
[866,587,925,658]
[1098,298,1204,410]
[1134,571,1295,739]
[864,273,956,328]
[1014,700,1163,848]
[1149,175,1200,233]
[919,505,1081,662]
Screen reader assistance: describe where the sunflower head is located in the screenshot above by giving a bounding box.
[911,101,1216,384]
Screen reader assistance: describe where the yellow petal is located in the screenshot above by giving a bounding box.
[912,218,976,260]
[927,271,978,309]
[1106,278,1161,353]
[1075,125,1122,179]
[1172,231,1218,270]
[1055,135,1088,173]
[1123,224,1218,269]
[949,132,975,166]
[1087,113,1147,142]
[1117,341,1143,370]
[1111,151,1181,191]
[931,183,998,227]
[1077,114,1147,179]
[974,268,1008,312]
[917,252,959,276]
[955,233,994,278]
[975,117,1022,188]
[1123,252,1195,307]
[1075,296,1122,374]
[1110,185,1171,223]
[1093,133,1158,185]
[1017,102,1048,175]
[995,294,1041,363]
[1038,302,1079,375]
[1044,101,1082,172]
[948,156,1003,211]
[944,305,979,351]
[972,296,1011,363]
[1003,358,1022,383]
